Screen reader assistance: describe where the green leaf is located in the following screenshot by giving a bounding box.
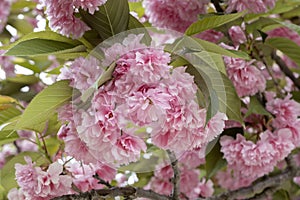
[245,96,272,118]
[205,139,226,179]
[185,12,245,36]
[0,130,19,146]
[127,15,151,46]
[265,37,300,67]
[80,0,129,40]
[0,152,48,191]
[273,189,291,200]
[6,75,39,85]
[5,39,86,57]
[292,91,300,103]
[14,80,72,132]
[0,107,22,126]
[271,19,300,35]
[165,36,250,60]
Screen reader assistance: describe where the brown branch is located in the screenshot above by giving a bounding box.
[167,150,181,200]
[51,187,170,200]
[271,51,300,90]
[200,167,300,200]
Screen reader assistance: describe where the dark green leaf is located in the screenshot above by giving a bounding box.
[245,96,272,118]
[80,0,129,40]
[0,130,19,146]
[205,140,226,178]
[185,12,245,36]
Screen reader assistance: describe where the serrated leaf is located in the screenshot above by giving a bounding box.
[14,80,72,132]
[80,0,129,40]
[265,37,300,67]
[185,12,245,36]
[0,152,48,191]
[5,39,86,57]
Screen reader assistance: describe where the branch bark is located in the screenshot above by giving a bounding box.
[200,167,300,200]
[51,187,170,200]
[167,150,181,200]
[271,51,300,90]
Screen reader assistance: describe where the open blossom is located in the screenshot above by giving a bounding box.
[224,57,266,97]
[43,0,108,38]
[220,129,294,186]
[143,0,209,32]
[228,26,247,46]
[7,188,26,200]
[0,0,11,33]
[226,0,276,13]
[66,160,115,192]
[58,34,227,166]
[15,157,72,199]
[58,56,103,93]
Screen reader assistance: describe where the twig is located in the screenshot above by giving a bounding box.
[271,51,300,90]
[211,0,224,13]
[93,173,113,188]
[246,186,279,200]
[51,187,170,200]
[167,150,180,200]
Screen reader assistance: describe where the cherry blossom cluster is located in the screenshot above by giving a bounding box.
[8,157,72,200]
[0,0,11,33]
[57,34,227,167]
[43,0,107,38]
[226,0,276,13]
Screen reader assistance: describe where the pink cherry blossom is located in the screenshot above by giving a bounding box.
[15,157,72,199]
[73,0,107,14]
[228,26,247,46]
[0,0,11,33]
[0,50,15,77]
[197,30,224,43]
[7,188,26,200]
[197,179,214,197]
[143,0,209,32]
[226,0,276,13]
[58,56,103,93]
[224,57,266,97]
[44,0,91,38]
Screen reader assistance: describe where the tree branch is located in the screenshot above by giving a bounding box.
[51,187,170,200]
[200,167,300,200]
[167,150,181,200]
[271,51,300,90]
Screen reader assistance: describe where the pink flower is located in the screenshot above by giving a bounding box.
[226,0,276,13]
[113,133,147,165]
[0,50,15,77]
[197,179,214,197]
[0,0,11,33]
[197,29,224,43]
[228,26,247,46]
[66,160,115,192]
[143,0,209,32]
[44,0,91,38]
[7,188,26,200]
[266,95,300,128]
[15,157,72,199]
[224,57,266,97]
[58,56,103,93]
[74,0,107,14]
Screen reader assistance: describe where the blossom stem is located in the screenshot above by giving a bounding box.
[211,0,224,13]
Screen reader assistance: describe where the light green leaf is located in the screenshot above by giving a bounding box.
[6,75,39,85]
[0,130,19,146]
[0,152,48,191]
[265,37,300,67]
[5,39,86,57]
[271,19,300,35]
[80,0,129,40]
[185,12,245,36]
[15,80,72,132]
[0,107,21,126]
